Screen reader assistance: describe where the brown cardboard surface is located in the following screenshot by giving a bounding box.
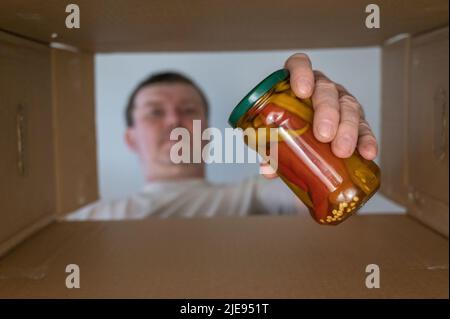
[380,35,410,206]
[0,31,56,257]
[0,3,448,300]
[408,27,449,237]
[0,0,448,52]
[51,48,99,216]
[379,26,449,237]
[0,215,447,298]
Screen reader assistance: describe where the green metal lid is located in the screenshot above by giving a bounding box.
[228,69,290,128]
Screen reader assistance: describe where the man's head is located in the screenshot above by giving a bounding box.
[125,72,209,182]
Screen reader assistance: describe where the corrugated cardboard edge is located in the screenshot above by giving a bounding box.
[51,47,99,217]
[0,214,53,258]
[409,196,449,238]
[380,33,411,206]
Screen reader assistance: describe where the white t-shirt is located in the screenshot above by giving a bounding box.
[65,176,308,220]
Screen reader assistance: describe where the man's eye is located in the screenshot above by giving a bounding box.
[182,107,199,115]
[146,109,165,118]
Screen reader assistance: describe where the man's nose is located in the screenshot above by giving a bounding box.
[164,109,183,128]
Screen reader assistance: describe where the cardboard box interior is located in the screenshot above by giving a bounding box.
[0,215,448,298]
[0,0,448,298]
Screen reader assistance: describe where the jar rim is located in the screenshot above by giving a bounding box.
[228,69,289,128]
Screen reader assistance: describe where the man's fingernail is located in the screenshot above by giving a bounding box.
[298,80,312,96]
[336,136,352,155]
[362,143,377,159]
[318,122,333,139]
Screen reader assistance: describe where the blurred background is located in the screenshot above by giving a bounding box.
[95,47,404,213]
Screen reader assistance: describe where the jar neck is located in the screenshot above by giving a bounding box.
[247,88,274,120]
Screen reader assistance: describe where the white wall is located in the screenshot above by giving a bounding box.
[94,48,405,213]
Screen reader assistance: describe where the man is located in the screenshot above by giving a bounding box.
[66,53,378,220]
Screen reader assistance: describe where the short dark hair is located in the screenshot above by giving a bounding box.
[125,72,209,127]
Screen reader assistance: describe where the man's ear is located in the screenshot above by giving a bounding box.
[125,128,138,153]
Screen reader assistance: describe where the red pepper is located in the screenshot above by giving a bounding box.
[258,102,352,221]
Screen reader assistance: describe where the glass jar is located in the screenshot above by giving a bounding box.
[228,69,380,225]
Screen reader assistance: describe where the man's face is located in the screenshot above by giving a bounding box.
[126,82,207,180]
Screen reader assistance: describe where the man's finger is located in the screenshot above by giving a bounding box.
[285,53,314,98]
[331,95,361,158]
[357,119,378,160]
[311,74,340,142]
[260,163,278,179]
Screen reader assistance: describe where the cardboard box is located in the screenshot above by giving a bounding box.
[0,215,448,298]
[0,31,56,258]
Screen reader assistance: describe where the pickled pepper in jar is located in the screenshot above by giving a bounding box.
[228,69,380,225]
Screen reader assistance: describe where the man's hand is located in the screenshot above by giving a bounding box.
[285,53,378,159]
[260,53,378,178]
